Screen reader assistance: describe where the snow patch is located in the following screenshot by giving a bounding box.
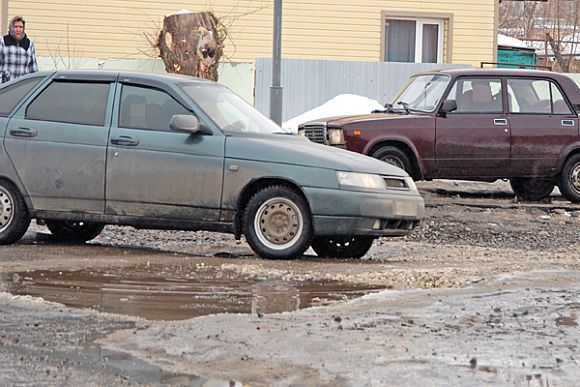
[498,34,529,49]
[282,94,384,133]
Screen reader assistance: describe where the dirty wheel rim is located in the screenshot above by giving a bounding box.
[381,156,404,170]
[254,197,303,250]
[0,186,15,233]
[570,163,580,193]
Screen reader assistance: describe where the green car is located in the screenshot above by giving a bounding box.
[0,71,424,259]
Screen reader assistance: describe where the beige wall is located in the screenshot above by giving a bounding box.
[3,0,496,67]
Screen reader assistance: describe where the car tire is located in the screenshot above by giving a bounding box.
[0,180,31,245]
[371,146,412,174]
[243,185,313,259]
[509,178,554,201]
[559,154,580,203]
[311,236,374,259]
[46,220,105,242]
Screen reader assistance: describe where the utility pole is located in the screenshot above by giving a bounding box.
[1,0,8,36]
[270,0,283,125]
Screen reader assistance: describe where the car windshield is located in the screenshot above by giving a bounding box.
[391,74,451,112]
[180,83,289,134]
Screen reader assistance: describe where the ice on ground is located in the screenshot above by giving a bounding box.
[282,94,384,133]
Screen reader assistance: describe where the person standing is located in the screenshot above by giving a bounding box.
[0,16,38,83]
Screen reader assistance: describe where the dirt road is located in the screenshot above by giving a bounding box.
[0,180,579,386]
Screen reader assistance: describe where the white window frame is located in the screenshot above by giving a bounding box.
[415,18,444,64]
[384,17,445,64]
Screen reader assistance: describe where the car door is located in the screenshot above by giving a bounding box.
[435,77,511,177]
[4,73,115,213]
[105,77,225,221]
[506,77,578,175]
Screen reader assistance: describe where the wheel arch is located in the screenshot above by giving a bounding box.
[0,175,32,211]
[234,177,312,239]
[366,140,423,180]
[558,146,580,175]
[558,149,580,203]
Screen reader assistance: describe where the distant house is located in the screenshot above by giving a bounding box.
[497,34,537,69]
[4,0,498,68]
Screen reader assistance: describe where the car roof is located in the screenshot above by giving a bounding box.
[425,67,565,79]
[49,69,215,85]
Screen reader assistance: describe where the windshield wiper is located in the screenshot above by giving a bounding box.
[372,103,398,114]
[397,101,410,114]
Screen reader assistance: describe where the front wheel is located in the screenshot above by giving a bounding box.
[46,220,105,242]
[243,186,313,259]
[509,178,554,201]
[0,180,30,244]
[559,154,580,203]
[371,146,413,175]
[312,236,374,259]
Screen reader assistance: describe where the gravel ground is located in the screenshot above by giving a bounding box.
[0,180,578,386]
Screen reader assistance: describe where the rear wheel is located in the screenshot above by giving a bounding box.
[46,220,104,242]
[243,185,313,259]
[0,180,30,244]
[559,154,580,203]
[312,236,374,259]
[371,146,413,175]
[509,178,554,201]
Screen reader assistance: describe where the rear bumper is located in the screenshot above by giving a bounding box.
[303,187,425,237]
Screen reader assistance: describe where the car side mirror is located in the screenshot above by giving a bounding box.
[169,115,204,134]
[439,99,457,116]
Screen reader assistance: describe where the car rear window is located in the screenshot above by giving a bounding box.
[0,76,43,117]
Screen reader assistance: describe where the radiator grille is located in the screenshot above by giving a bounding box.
[383,219,419,230]
[301,123,327,144]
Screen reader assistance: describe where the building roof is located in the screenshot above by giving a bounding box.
[497,34,530,50]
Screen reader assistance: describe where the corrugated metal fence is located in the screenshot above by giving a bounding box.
[255,58,470,121]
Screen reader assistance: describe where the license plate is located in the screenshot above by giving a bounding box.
[393,200,418,217]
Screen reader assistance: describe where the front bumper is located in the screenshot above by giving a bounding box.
[304,187,425,237]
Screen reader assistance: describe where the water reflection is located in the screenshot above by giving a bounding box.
[4,264,382,320]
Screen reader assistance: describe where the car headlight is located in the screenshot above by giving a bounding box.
[327,128,344,145]
[297,128,306,136]
[337,171,386,190]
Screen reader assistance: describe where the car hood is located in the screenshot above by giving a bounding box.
[225,133,408,176]
[306,112,424,125]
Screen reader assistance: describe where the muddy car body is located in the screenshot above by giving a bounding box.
[0,71,424,259]
[298,68,580,202]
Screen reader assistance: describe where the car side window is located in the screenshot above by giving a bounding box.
[119,85,191,131]
[550,83,572,114]
[0,76,43,117]
[26,81,110,126]
[448,78,503,113]
[507,79,572,114]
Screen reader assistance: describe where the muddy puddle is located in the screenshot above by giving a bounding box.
[3,263,383,320]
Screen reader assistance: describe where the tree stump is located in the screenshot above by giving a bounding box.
[156,11,222,81]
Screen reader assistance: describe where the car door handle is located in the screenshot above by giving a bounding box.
[493,118,508,126]
[561,119,575,127]
[9,127,37,137]
[110,136,139,146]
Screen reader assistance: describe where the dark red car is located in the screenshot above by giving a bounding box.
[298,68,580,202]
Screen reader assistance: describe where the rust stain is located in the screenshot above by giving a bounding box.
[555,311,577,327]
